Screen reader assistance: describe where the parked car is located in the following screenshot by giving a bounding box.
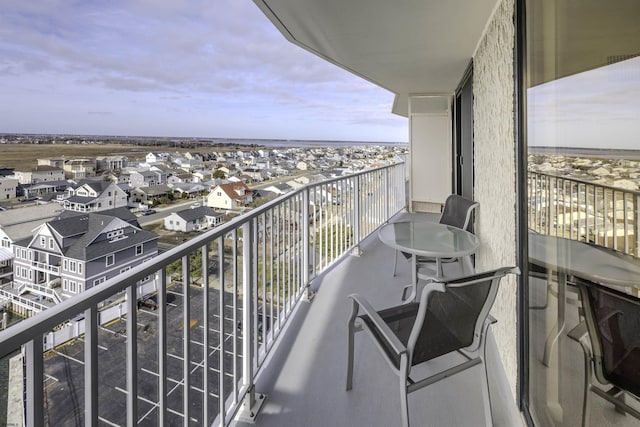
[143,209,157,216]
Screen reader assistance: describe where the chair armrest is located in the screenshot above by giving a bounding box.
[348,293,407,356]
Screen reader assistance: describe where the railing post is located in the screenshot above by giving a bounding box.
[25,338,44,427]
[302,188,313,302]
[353,174,362,256]
[384,167,390,222]
[181,255,190,427]
[84,305,98,427]
[636,194,640,258]
[546,175,553,235]
[237,222,266,422]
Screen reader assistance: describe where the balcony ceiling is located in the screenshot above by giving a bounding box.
[253,0,499,116]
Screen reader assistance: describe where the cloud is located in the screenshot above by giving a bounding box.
[0,0,407,141]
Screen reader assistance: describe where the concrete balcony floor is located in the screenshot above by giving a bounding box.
[233,212,522,427]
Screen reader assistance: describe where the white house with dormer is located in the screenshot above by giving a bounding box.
[206,182,253,210]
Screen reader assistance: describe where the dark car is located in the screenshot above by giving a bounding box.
[143,209,157,216]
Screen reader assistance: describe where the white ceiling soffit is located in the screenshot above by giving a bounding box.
[253,0,499,117]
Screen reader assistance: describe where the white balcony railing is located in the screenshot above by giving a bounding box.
[528,171,640,257]
[31,261,61,274]
[0,162,405,427]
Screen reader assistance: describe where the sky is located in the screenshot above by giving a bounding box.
[0,1,408,143]
[528,55,640,150]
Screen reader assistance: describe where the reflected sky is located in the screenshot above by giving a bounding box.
[528,56,640,149]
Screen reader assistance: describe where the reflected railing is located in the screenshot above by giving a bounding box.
[0,162,405,427]
[528,171,640,258]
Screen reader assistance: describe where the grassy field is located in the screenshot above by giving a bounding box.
[0,143,149,171]
[0,142,272,171]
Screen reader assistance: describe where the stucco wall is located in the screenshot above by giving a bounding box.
[473,0,518,397]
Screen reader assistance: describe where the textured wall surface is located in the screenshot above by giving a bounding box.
[473,0,518,398]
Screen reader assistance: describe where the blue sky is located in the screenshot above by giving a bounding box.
[0,1,407,143]
[528,55,640,149]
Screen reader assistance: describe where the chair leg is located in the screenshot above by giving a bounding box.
[480,320,494,427]
[399,380,409,427]
[399,357,410,427]
[393,249,399,276]
[577,339,593,427]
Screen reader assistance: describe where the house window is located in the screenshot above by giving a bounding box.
[49,238,54,249]
[40,236,46,247]
[64,259,68,270]
[135,244,143,256]
[106,254,115,266]
[78,263,82,274]
[69,261,76,273]
[1,238,8,248]
[93,277,106,286]
[120,266,131,274]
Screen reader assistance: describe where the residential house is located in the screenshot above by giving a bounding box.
[96,155,128,171]
[167,173,194,185]
[130,185,173,205]
[192,170,212,183]
[169,183,208,198]
[146,152,169,164]
[57,180,128,213]
[261,182,293,195]
[0,204,64,286]
[129,170,166,188]
[163,206,224,232]
[0,177,18,200]
[242,167,268,182]
[206,182,253,210]
[12,208,157,301]
[37,158,65,168]
[14,166,65,184]
[62,158,97,179]
[21,180,69,199]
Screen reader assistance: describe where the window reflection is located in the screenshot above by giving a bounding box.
[526,1,640,425]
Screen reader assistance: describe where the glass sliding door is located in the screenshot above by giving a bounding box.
[525,0,640,426]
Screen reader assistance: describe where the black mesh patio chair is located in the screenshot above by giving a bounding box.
[568,277,640,426]
[347,266,519,427]
[393,194,479,278]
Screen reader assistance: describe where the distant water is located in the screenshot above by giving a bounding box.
[203,138,407,148]
[530,146,640,160]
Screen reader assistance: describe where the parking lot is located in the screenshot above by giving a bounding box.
[42,283,243,426]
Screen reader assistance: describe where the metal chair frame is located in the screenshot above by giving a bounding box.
[347,267,519,427]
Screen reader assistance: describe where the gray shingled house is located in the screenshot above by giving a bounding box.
[12,208,158,302]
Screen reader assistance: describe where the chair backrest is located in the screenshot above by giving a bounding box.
[574,277,640,397]
[408,267,518,367]
[439,194,479,232]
